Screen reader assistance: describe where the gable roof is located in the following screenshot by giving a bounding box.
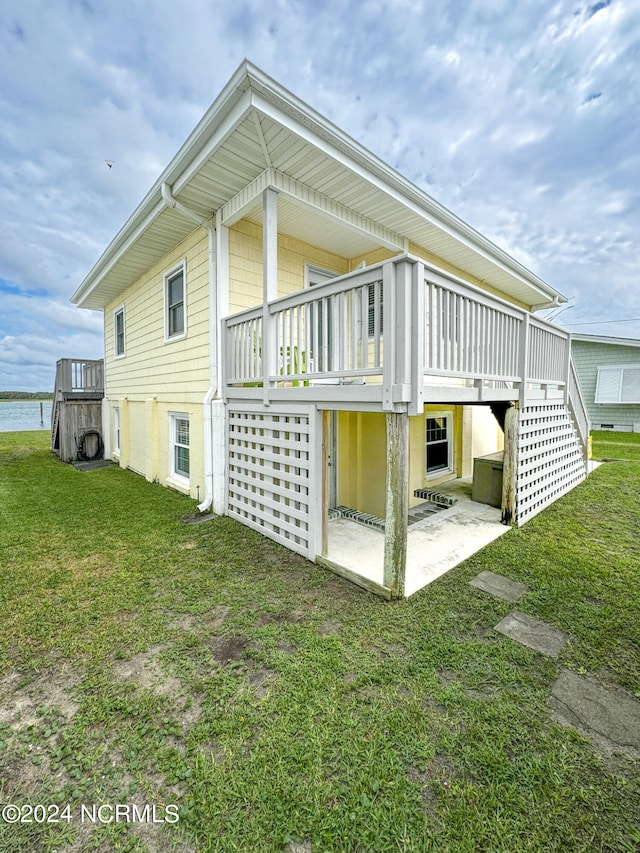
[72,60,566,312]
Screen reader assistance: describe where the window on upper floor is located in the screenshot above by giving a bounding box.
[595,365,640,404]
[165,261,186,341]
[114,306,125,357]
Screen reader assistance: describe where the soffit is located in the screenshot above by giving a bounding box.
[74,69,563,311]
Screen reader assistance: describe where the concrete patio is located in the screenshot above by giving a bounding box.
[326,478,510,597]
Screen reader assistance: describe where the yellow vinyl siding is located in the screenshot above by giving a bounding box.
[228,219,349,313]
[336,407,476,519]
[103,227,210,499]
[104,228,210,401]
[336,412,387,518]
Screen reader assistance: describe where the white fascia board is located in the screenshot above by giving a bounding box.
[571,333,640,348]
[247,82,565,307]
[220,167,403,251]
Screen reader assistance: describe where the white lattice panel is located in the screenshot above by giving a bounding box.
[227,406,315,557]
[516,403,587,525]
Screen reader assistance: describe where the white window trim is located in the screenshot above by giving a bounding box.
[113,407,120,455]
[114,305,126,358]
[304,263,340,289]
[169,412,190,488]
[425,410,454,479]
[595,364,640,404]
[164,259,187,343]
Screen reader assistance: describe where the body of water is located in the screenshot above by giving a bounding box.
[0,401,53,432]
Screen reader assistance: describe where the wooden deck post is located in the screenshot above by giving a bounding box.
[383,411,408,598]
[501,404,518,525]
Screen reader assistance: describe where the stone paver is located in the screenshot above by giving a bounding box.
[493,611,568,657]
[550,669,640,758]
[470,570,528,602]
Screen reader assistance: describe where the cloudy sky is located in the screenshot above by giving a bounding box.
[1,0,639,391]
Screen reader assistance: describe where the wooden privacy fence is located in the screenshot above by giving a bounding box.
[223,255,572,411]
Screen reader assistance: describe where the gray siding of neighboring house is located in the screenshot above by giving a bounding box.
[571,339,640,432]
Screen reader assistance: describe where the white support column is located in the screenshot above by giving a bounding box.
[216,223,229,360]
[562,333,571,406]
[262,187,278,404]
[409,261,425,417]
[518,313,530,406]
[211,398,227,516]
[382,262,396,411]
[382,258,414,412]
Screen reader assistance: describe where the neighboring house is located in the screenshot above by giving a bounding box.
[69,61,589,598]
[571,333,640,432]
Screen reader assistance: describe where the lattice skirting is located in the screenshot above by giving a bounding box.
[227,405,316,557]
[517,403,587,525]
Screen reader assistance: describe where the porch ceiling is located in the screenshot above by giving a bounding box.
[73,61,565,312]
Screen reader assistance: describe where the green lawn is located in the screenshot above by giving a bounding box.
[1,431,639,852]
[591,428,640,461]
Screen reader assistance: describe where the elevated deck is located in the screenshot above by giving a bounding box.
[51,359,105,463]
[223,256,586,441]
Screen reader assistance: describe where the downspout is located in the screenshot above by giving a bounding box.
[161,182,216,512]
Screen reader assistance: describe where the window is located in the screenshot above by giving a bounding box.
[367,282,383,337]
[170,414,190,482]
[306,265,339,372]
[165,262,186,341]
[114,306,125,357]
[595,365,640,403]
[113,407,120,454]
[426,413,453,476]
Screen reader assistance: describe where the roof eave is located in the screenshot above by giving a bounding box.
[72,59,566,312]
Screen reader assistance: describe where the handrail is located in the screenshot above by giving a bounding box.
[53,358,105,394]
[223,255,572,409]
[567,355,590,454]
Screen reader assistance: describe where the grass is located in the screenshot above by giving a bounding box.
[0,430,639,852]
[591,429,640,461]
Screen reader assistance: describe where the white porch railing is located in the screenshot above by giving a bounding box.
[223,255,571,411]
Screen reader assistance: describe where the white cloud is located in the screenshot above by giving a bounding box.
[0,0,639,392]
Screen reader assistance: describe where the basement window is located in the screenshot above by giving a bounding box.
[426,413,453,477]
[170,413,190,484]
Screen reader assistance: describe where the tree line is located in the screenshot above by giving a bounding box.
[0,391,54,401]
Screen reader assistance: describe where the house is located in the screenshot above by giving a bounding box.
[571,333,640,433]
[70,61,589,598]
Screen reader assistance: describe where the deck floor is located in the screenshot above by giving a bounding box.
[326,478,510,597]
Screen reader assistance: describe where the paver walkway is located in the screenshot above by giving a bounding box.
[469,569,528,602]
[550,669,640,758]
[493,611,568,658]
[469,569,640,759]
